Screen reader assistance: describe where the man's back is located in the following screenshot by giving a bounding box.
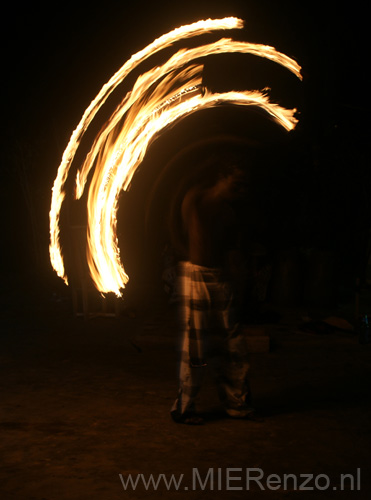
[181,182,237,268]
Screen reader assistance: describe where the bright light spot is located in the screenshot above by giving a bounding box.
[49,17,302,296]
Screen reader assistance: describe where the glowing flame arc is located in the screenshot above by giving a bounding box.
[49,17,302,296]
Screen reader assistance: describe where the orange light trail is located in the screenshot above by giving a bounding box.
[49,17,302,295]
[49,17,244,284]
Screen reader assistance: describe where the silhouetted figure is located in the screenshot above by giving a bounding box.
[171,163,258,424]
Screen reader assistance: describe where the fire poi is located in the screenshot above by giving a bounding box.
[49,17,302,297]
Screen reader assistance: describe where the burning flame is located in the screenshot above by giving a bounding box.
[49,17,302,296]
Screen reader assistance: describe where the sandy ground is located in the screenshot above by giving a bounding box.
[1,283,371,499]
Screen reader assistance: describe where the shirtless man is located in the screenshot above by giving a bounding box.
[171,164,256,424]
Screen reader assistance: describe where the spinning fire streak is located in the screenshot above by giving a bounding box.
[49,17,302,296]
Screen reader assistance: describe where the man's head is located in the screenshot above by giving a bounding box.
[211,160,248,200]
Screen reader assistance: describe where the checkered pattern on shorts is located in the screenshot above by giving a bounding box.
[171,261,253,417]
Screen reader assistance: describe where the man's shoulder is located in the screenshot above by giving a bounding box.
[181,185,203,214]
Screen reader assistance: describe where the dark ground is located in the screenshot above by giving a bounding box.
[1,277,371,500]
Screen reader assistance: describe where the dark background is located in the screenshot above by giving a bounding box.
[2,0,369,306]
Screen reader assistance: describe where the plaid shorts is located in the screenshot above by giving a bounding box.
[172,261,252,417]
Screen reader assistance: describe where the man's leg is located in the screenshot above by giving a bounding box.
[207,329,254,417]
[171,333,205,422]
[207,280,257,419]
[171,263,208,424]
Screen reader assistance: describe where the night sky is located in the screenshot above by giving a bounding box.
[2,0,369,295]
